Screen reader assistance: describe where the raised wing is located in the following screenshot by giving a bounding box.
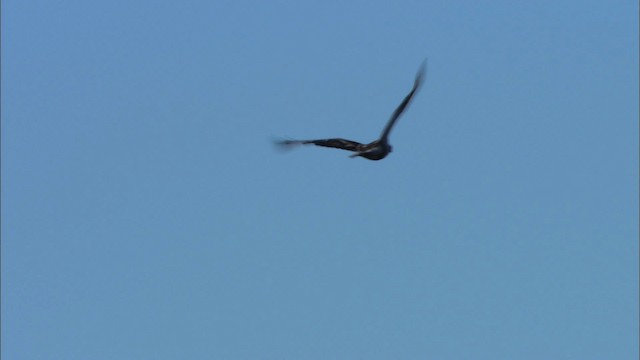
[379,61,426,141]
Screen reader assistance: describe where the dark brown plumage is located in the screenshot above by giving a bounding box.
[277,61,426,161]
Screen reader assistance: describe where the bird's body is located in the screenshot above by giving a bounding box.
[277,61,426,161]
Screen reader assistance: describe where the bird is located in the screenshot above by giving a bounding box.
[276,61,426,161]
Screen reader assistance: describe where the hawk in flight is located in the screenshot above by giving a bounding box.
[276,61,426,161]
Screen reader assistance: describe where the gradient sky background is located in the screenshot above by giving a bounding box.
[3,1,638,359]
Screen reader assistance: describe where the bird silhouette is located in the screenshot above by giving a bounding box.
[276,61,426,161]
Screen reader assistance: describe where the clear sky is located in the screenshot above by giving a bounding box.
[3,1,638,359]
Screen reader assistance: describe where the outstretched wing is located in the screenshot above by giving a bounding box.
[277,138,363,152]
[379,60,426,141]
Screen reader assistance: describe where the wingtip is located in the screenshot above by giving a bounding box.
[272,137,300,152]
[415,59,427,86]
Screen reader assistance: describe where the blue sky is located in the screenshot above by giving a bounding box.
[3,1,638,359]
